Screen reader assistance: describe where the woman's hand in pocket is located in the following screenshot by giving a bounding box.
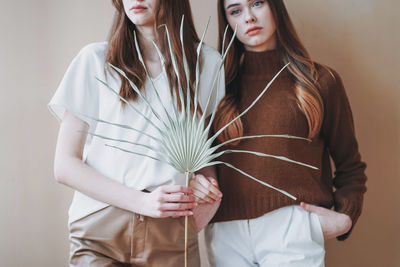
[300,202,352,240]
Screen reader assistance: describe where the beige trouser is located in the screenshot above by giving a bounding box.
[69,206,200,267]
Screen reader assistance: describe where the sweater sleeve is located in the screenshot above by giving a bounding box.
[320,68,367,241]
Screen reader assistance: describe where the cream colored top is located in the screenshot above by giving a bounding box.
[48,42,224,223]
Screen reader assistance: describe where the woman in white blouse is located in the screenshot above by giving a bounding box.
[49,0,224,266]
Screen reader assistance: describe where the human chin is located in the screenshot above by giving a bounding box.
[238,34,261,48]
[128,15,154,27]
[243,37,270,51]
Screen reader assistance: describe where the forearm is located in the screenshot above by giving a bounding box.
[53,111,196,218]
[54,156,146,214]
[333,185,365,241]
[192,165,221,230]
[333,162,367,239]
[193,200,220,232]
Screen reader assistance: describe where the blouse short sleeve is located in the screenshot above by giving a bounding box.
[48,43,104,142]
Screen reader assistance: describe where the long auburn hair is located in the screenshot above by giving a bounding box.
[214,0,324,144]
[106,0,200,109]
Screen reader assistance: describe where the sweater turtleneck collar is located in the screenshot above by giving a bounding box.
[241,49,284,78]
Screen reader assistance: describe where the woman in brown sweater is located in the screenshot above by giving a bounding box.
[190,0,367,266]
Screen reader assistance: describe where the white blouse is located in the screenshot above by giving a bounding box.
[48,42,225,223]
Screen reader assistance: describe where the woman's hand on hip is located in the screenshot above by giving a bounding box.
[140,185,196,218]
[189,174,222,204]
[300,202,352,240]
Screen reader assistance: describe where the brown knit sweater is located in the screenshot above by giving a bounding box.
[211,49,367,241]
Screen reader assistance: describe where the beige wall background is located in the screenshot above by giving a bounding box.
[1,0,398,266]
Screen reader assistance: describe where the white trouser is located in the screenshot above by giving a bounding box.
[204,205,325,267]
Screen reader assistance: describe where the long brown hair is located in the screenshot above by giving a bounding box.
[214,0,324,143]
[106,0,200,109]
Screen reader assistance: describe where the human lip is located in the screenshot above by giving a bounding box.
[130,5,147,13]
[246,26,262,36]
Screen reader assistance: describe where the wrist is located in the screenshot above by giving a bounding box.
[340,213,352,233]
[126,189,148,214]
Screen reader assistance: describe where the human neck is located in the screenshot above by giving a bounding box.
[135,26,162,77]
[241,49,283,78]
[135,26,160,61]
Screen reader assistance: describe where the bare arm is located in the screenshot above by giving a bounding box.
[53,111,196,218]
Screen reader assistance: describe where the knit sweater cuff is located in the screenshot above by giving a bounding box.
[334,196,362,241]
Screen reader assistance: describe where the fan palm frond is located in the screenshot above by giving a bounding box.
[86,16,317,200]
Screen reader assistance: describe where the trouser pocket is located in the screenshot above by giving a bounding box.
[141,216,200,267]
[69,206,132,264]
[310,211,325,246]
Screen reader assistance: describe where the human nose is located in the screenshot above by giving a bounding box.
[244,9,256,24]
